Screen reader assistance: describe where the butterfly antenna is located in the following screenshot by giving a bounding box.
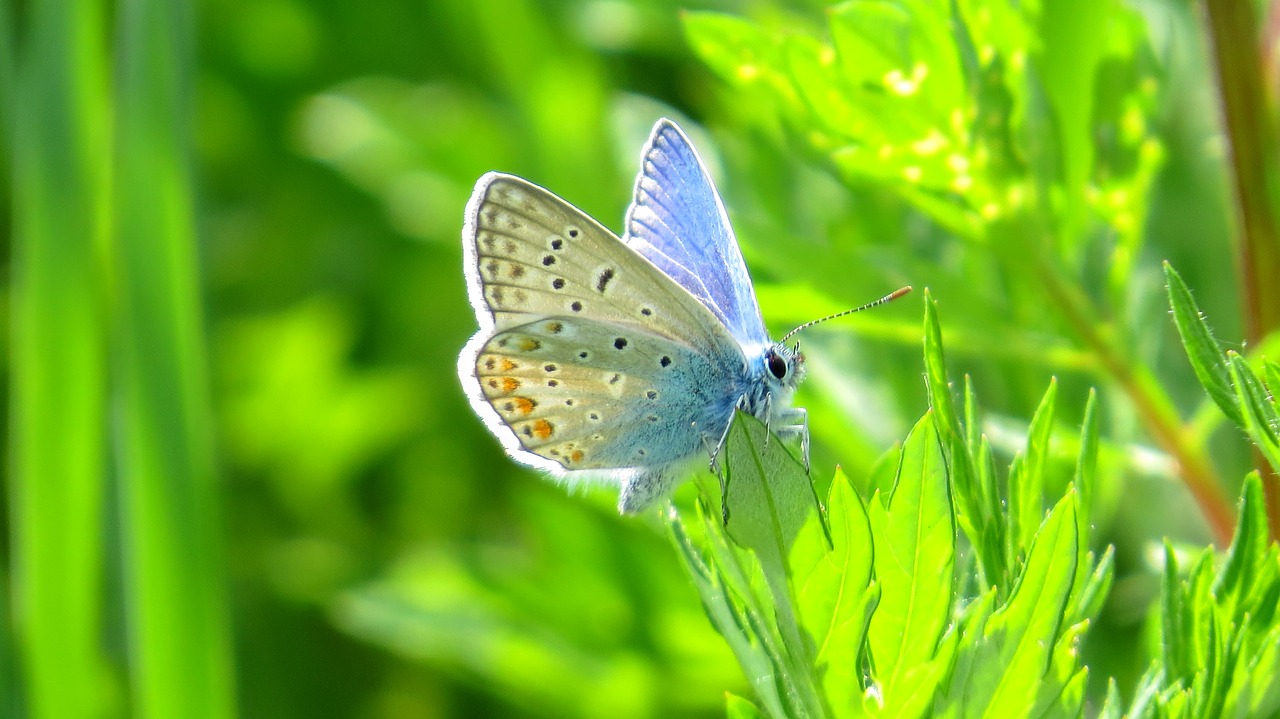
[780,286,913,344]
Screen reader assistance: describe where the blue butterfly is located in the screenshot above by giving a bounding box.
[460,119,851,512]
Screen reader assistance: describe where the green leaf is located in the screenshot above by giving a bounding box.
[1034,664,1088,719]
[1127,662,1166,719]
[968,494,1081,717]
[1223,624,1280,718]
[1074,389,1100,529]
[1066,546,1114,627]
[1227,354,1280,472]
[936,588,998,716]
[866,412,955,711]
[726,692,766,719]
[723,411,817,559]
[668,509,792,719]
[923,290,960,437]
[1096,678,1125,719]
[1163,262,1244,427]
[792,469,878,713]
[720,411,826,719]
[1010,380,1058,556]
[924,292,1006,585]
[1214,473,1268,621]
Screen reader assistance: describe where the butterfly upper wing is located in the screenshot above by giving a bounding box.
[623,119,770,348]
[459,172,745,476]
[462,173,729,346]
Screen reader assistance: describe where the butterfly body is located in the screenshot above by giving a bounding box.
[459,119,805,513]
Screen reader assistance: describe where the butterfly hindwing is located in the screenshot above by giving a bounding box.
[472,316,740,472]
[623,120,770,347]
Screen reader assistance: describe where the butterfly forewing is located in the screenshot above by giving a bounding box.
[465,174,728,348]
[624,120,769,347]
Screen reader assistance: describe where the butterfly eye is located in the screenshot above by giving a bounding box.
[766,350,787,380]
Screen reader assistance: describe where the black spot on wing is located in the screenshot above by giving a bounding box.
[596,268,615,293]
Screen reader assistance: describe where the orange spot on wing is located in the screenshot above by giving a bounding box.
[511,397,536,414]
[532,419,554,440]
[500,377,520,392]
[570,450,584,463]
[500,358,518,371]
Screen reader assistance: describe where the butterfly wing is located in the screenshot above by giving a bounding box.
[469,317,740,472]
[459,173,744,477]
[623,119,770,347]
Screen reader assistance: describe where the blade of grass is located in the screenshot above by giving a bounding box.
[113,0,237,715]
[11,1,111,717]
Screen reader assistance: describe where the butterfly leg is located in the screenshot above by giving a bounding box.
[697,434,732,525]
[705,396,751,527]
[772,407,810,472]
[706,395,750,476]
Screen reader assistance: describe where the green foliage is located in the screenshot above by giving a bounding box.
[8,0,1280,716]
[672,294,1110,718]
[1164,263,1280,476]
[684,0,1160,254]
[674,287,1280,718]
[1117,476,1280,718]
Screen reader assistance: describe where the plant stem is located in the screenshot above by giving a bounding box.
[1201,0,1280,538]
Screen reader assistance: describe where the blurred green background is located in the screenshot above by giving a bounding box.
[4,0,1269,716]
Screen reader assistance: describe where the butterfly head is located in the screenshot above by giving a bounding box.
[763,342,806,394]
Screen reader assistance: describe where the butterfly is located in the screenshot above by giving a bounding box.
[459,118,903,513]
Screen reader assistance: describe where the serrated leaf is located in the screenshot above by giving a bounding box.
[1223,624,1280,718]
[1074,389,1099,530]
[936,588,998,717]
[1163,262,1244,427]
[1010,379,1057,555]
[1227,353,1280,472]
[923,291,961,437]
[1214,473,1268,621]
[1096,678,1125,719]
[1035,665,1087,719]
[975,435,1009,588]
[1030,622,1088,718]
[866,412,955,710]
[1161,540,1188,678]
[973,494,1081,717]
[792,469,878,714]
[1066,546,1114,626]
